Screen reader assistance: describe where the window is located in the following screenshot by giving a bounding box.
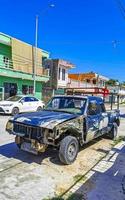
[42,56,47,64]
[3,56,9,68]
[22,85,34,95]
[88,101,100,115]
[22,85,28,95]
[29,86,34,94]
[22,97,33,102]
[58,68,61,80]
[7,95,22,102]
[62,69,65,80]
[100,103,106,113]
[86,79,90,83]
[4,83,17,98]
[29,97,39,102]
[93,80,96,85]
[46,97,87,114]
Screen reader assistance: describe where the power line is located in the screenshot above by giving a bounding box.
[115,0,125,20]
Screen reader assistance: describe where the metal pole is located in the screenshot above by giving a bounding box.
[33,15,38,96]
[117,94,120,110]
[111,93,113,110]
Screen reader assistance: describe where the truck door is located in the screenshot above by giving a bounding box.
[99,103,109,132]
[86,100,101,142]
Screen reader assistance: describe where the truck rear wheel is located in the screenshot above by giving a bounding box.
[59,136,79,165]
[16,143,21,149]
[108,123,118,139]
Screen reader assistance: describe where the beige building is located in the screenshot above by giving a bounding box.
[0,32,50,99]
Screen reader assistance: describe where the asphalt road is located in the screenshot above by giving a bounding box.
[0,106,125,200]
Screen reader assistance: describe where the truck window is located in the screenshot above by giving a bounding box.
[100,103,106,113]
[88,101,100,115]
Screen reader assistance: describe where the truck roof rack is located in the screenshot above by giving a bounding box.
[65,87,120,110]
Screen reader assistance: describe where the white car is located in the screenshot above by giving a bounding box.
[0,95,45,115]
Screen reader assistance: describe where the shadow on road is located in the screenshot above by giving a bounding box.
[0,137,105,166]
[61,144,125,200]
[0,142,59,165]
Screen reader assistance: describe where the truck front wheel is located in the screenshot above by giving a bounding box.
[59,136,79,165]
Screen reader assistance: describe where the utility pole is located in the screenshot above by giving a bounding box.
[33,15,38,96]
[33,4,55,96]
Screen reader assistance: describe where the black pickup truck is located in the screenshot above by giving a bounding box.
[6,95,120,164]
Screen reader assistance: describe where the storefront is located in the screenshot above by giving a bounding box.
[0,75,43,100]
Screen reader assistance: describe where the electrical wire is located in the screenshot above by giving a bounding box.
[115,0,125,20]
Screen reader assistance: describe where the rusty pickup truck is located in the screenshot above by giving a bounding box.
[6,95,120,164]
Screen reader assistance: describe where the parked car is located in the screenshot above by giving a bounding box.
[0,95,45,115]
[6,95,120,164]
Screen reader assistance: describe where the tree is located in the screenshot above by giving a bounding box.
[106,79,119,86]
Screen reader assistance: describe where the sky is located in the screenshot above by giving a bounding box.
[0,0,125,81]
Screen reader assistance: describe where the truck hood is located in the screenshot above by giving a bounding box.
[11,110,79,129]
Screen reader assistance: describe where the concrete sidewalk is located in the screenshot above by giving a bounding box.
[64,141,125,200]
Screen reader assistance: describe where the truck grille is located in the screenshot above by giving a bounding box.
[13,123,42,139]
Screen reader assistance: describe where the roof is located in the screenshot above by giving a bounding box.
[53,59,75,69]
[54,95,103,102]
[69,73,96,81]
[68,73,109,81]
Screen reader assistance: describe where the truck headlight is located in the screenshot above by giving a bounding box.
[6,121,13,130]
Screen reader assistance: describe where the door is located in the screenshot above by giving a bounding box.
[19,97,33,112]
[86,100,101,142]
[28,97,39,111]
[0,87,4,100]
[99,103,109,132]
[4,82,17,99]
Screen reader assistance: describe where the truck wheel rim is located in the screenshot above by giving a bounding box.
[68,143,76,159]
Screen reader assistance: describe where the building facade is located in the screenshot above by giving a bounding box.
[67,72,109,96]
[0,32,50,100]
[43,59,74,101]
[68,72,109,89]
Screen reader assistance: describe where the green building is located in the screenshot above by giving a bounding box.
[0,32,50,100]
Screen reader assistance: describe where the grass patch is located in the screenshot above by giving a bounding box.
[42,197,64,200]
[73,174,87,182]
[43,198,64,200]
[66,193,83,200]
[44,174,87,200]
[43,193,83,200]
[113,136,125,146]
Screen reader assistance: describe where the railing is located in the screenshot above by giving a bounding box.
[0,57,49,77]
[68,80,105,88]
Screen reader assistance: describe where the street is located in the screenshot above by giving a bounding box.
[0,106,125,200]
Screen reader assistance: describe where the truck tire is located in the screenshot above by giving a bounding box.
[16,143,21,149]
[108,123,118,139]
[59,136,79,165]
[12,107,19,116]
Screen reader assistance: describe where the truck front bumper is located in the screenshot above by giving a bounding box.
[15,136,47,155]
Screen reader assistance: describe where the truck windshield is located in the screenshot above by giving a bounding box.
[45,97,87,114]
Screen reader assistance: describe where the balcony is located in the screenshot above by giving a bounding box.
[0,57,49,77]
[68,79,105,88]
[0,57,49,83]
